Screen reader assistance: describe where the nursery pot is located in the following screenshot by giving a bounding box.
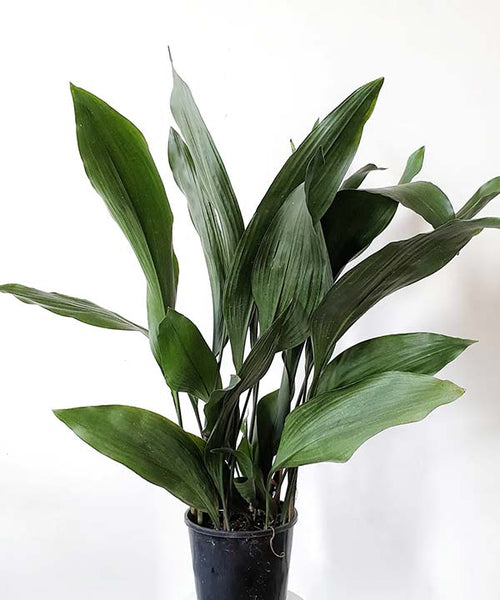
[185,510,297,600]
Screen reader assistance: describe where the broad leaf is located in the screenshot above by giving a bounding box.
[168,128,227,354]
[399,146,425,184]
[157,309,220,401]
[54,405,220,524]
[274,371,464,469]
[341,163,385,190]
[0,284,147,335]
[456,176,500,220]
[224,78,384,368]
[71,85,176,359]
[251,184,332,347]
[317,332,475,394]
[312,217,500,374]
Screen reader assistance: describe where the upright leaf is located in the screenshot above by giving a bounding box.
[399,146,425,184]
[317,332,475,394]
[54,405,220,524]
[224,78,384,368]
[0,284,147,334]
[157,309,220,402]
[71,85,176,359]
[340,163,385,190]
[274,372,464,469]
[456,176,500,219]
[312,217,500,374]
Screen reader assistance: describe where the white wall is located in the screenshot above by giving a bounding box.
[1,1,500,599]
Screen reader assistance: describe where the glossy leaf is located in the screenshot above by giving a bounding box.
[168,128,227,354]
[312,217,500,374]
[274,372,464,469]
[224,78,384,368]
[399,146,425,184]
[54,405,220,524]
[0,284,147,335]
[317,332,475,394]
[456,176,500,220]
[71,85,176,358]
[157,309,220,401]
[341,163,385,190]
[251,184,333,347]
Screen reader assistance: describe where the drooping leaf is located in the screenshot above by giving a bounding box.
[399,146,425,184]
[312,217,500,374]
[274,371,464,469]
[54,405,220,524]
[71,85,176,359]
[341,163,385,190]
[168,128,227,354]
[224,78,384,368]
[317,332,475,394]
[157,309,220,402]
[456,176,500,220]
[251,184,333,348]
[0,284,147,335]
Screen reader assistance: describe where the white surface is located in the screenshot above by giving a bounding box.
[1,1,500,600]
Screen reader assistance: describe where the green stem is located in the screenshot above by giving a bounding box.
[171,390,183,428]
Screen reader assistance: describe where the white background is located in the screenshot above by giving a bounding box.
[1,1,500,599]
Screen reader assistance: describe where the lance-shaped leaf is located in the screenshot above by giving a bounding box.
[71,85,176,358]
[224,78,384,368]
[317,332,475,394]
[168,128,227,354]
[399,146,425,184]
[54,405,220,524]
[456,176,500,219]
[251,184,332,348]
[312,217,500,374]
[157,309,220,402]
[341,163,385,190]
[274,371,464,469]
[0,284,147,335]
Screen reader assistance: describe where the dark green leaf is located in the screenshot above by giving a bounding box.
[0,284,147,335]
[157,309,220,401]
[274,372,464,469]
[399,146,425,184]
[456,176,500,220]
[54,405,220,524]
[317,332,475,394]
[312,217,500,374]
[71,85,176,359]
[224,78,384,368]
[341,163,385,190]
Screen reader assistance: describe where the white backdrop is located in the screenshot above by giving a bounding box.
[1,1,500,599]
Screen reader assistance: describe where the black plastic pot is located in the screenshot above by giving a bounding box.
[185,511,297,600]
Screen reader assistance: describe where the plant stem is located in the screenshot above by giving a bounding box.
[171,390,183,428]
[189,394,204,436]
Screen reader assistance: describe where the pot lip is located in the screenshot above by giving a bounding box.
[184,509,298,539]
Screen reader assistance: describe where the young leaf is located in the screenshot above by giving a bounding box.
[168,128,227,354]
[54,405,220,524]
[71,85,176,357]
[251,184,333,348]
[224,78,384,368]
[157,309,220,402]
[317,332,475,394]
[274,372,464,469]
[399,146,425,184]
[312,217,500,374]
[340,163,385,190]
[456,176,500,219]
[0,284,147,335]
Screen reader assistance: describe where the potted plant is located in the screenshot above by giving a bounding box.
[2,57,500,600]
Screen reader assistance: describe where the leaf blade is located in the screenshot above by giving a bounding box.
[456,176,500,220]
[399,146,425,184]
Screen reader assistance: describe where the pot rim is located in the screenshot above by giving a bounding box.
[184,509,298,539]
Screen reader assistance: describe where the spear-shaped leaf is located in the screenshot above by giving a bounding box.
[54,405,220,524]
[340,163,385,190]
[456,176,500,219]
[399,146,425,184]
[312,217,500,374]
[224,78,384,368]
[274,372,464,469]
[0,284,147,334]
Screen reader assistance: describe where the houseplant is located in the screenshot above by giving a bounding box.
[2,57,500,600]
